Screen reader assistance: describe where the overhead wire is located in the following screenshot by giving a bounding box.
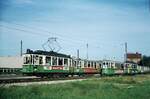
[0,21,121,51]
[0,24,49,37]
[0,20,86,45]
[0,25,85,49]
[0,21,125,60]
[0,23,87,53]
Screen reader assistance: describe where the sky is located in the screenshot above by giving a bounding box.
[0,0,150,61]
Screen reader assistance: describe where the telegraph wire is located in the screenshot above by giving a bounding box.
[0,24,87,50]
[0,21,119,50]
[0,24,85,47]
[0,21,110,48]
[0,24,121,50]
[0,20,86,44]
[0,24,49,37]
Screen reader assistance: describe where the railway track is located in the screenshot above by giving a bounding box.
[0,75,93,85]
[0,74,140,85]
[0,76,41,84]
[1,74,149,87]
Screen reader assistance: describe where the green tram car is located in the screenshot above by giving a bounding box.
[101,60,124,75]
[22,49,150,77]
[101,60,150,75]
[22,50,102,77]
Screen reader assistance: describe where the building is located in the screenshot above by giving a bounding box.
[0,56,23,74]
[126,52,142,64]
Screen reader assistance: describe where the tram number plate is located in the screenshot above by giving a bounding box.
[52,66,63,70]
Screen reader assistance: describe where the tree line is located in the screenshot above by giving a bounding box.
[140,55,150,67]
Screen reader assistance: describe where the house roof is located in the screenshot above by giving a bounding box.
[127,52,142,59]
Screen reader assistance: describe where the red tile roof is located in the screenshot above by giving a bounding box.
[127,53,142,59]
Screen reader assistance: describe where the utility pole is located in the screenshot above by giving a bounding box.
[21,40,23,56]
[77,49,79,59]
[77,49,79,67]
[125,42,127,62]
[86,43,88,60]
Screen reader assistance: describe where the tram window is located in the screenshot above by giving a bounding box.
[58,58,63,65]
[84,61,87,67]
[74,61,77,67]
[23,57,26,64]
[111,63,113,68]
[111,63,113,66]
[88,62,90,67]
[91,62,93,67]
[77,61,79,67]
[39,56,43,64]
[30,55,33,64]
[32,55,34,64]
[64,58,68,66]
[69,59,72,67]
[52,57,57,65]
[79,61,81,67]
[25,57,29,64]
[24,56,31,64]
[99,64,101,68]
[94,62,96,68]
[33,55,39,65]
[133,65,136,69]
[46,56,51,65]
[121,64,124,69]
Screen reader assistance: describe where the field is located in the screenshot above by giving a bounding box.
[0,74,150,99]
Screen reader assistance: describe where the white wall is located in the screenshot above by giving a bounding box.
[0,56,23,68]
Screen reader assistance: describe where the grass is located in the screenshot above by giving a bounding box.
[0,74,150,99]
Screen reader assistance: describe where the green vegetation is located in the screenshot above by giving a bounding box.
[1,75,150,99]
[140,55,150,67]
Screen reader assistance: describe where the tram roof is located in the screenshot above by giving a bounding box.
[26,49,71,58]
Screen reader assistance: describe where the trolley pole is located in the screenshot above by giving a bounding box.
[77,49,79,60]
[21,40,23,56]
[125,42,127,63]
[77,49,79,67]
[86,43,88,60]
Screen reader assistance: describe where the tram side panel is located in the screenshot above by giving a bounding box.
[22,54,71,76]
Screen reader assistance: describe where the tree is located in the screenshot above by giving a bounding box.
[140,55,150,67]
